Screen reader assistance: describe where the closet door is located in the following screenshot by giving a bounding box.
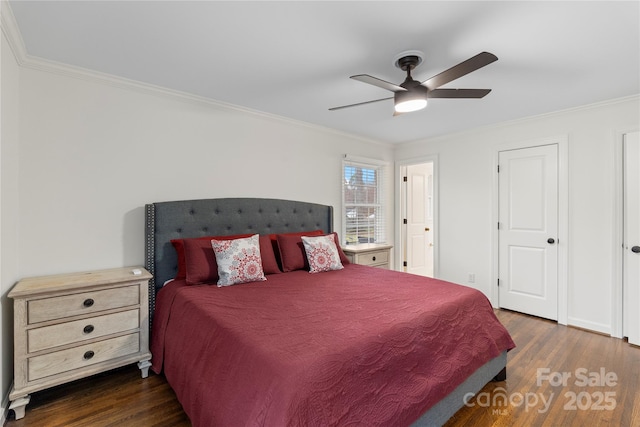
[498,144,558,320]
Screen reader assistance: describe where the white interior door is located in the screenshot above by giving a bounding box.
[623,131,640,345]
[499,145,559,320]
[406,163,433,277]
[426,171,434,276]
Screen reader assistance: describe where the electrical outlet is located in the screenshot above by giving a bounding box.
[468,273,475,283]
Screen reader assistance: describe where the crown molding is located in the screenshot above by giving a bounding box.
[0,1,388,148]
[24,56,389,147]
[1,0,28,65]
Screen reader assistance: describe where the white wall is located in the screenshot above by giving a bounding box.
[17,67,394,278]
[1,0,21,416]
[394,96,640,334]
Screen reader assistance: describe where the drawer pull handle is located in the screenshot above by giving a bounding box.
[372,256,376,261]
[83,325,94,334]
[83,298,94,308]
[83,350,95,360]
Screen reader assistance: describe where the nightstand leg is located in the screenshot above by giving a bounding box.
[9,395,31,420]
[138,360,152,378]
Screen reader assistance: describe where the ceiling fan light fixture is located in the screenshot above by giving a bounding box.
[394,91,427,113]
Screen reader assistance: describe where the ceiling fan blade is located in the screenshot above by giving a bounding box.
[428,88,492,98]
[329,96,393,111]
[421,52,498,90]
[351,74,406,92]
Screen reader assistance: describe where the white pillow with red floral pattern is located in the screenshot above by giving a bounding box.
[301,234,344,273]
[211,234,266,286]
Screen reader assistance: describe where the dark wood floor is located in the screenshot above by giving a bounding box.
[5,309,640,427]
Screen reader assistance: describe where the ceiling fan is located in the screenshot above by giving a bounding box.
[329,51,498,115]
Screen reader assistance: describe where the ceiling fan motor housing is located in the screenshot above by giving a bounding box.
[396,54,425,89]
[396,55,422,72]
[395,54,428,112]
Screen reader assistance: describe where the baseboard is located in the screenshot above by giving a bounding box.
[567,316,611,335]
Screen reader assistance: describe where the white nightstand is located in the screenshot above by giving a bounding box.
[8,266,152,419]
[342,243,393,269]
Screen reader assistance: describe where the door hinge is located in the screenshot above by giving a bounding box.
[497,278,500,287]
[403,261,408,267]
[497,222,500,230]
[403,176,408,182]
[403,218,407,224]
[497,165,500,173]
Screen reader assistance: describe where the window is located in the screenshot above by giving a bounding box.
[342,156,387,245]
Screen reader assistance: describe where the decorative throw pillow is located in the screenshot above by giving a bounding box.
[301,234,344,273]
[211,234,267,286]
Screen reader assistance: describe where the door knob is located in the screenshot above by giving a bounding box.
[425,227,430,232]
[547,238,556,244]
[632,246,640,254]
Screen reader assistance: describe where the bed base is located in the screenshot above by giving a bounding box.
[411,351,507,426]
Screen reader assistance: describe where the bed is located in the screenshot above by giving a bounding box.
[145,198,515,427]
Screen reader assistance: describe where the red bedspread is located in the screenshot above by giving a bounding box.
[151,264,514,427]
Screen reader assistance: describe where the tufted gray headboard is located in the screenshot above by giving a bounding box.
[145,198,334,322]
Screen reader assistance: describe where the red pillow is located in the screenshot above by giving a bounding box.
[170,239,188,280]
[180,234,280,285]
[329,232,351,266]
[276,230,326,272]
[258,235,281,275]
[269,230,325,270]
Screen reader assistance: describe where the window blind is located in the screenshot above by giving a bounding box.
[342,156,388,245]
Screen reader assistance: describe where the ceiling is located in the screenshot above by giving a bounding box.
[7,1,640,144]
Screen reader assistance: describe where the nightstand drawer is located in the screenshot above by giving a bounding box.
[27,285,140,324]
[28,333,140,381]
[355,250,389,266]
[28,309,140,353]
